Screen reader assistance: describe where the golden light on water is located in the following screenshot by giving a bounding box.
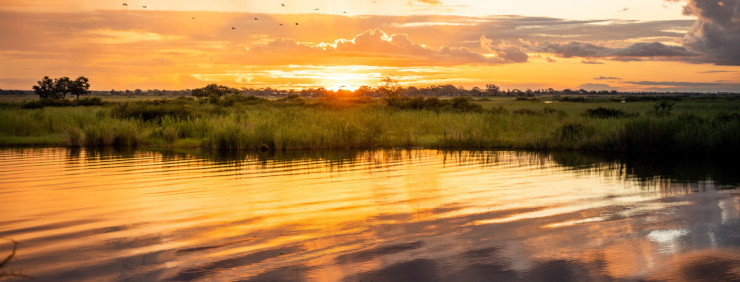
[2,149,739,280]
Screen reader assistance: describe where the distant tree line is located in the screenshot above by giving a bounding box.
[189,82,733,100]
[7,77,738,99]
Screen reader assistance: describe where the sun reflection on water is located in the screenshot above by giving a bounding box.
[0,149,739,281]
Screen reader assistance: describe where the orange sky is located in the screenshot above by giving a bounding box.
[0,0,738,92]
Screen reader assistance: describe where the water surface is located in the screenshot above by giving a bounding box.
[1,148,739,281]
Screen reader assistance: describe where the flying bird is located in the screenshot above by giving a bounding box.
[122,3,127,6]
[254,17,259,20]
[142,5,146,8]
[281,3,285,7]
[315,8,319,11]
[232,27,236,30]
[295,22,299,25]
[279,23,283,26]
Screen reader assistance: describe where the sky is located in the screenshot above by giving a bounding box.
[0,0,739,92]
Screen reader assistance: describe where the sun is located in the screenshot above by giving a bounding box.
[328,83,360,92]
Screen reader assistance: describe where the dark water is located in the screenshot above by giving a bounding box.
[1,148,739,281]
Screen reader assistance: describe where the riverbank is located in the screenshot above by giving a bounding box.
[0,95,738,156]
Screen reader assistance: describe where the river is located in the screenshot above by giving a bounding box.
[1,148,738,281]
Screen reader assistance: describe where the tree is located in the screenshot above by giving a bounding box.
[379,77,403,105]
[191,84,239,98]
[53,77,71,99]
[32,76,56,99]
[68,76,90,100]
[485,84,501,96]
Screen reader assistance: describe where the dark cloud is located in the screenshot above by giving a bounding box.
[699,70,735,73]
[579,83,616,91]
[680,0,740,65]
[581,60,604,64]
[538,41,695,59]
[627,80,740,91]
[627,81,726,87]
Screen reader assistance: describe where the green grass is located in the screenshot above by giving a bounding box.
[0,95,738,156]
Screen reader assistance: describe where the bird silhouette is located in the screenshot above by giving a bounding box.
[279,23,283,26]
[142,5,146,8]
[295,22,299,25]
[192,17,196,19]
[254,17,259,20]
[315,8,319,11]
[281,3,285,7]
[122,3,127,6]
[232,27,236,29]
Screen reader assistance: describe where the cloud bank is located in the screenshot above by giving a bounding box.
[244,29,522,66]
[538,41,695,60]
[680,0,740,65]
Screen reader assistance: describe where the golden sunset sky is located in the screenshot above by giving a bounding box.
[0,0,738,91]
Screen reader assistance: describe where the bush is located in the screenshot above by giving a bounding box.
[21,97,103,108]
[557,122,594,144]
[275,94,307,106]
[652,101,675,116]
[387,97,482,112]
[512,109,541,116]
[111,102,196,121]
[560,97,589,103]
[75,97,104,106]
[21,100,44,109]
[585,107,634,119]
[625,95,682,102]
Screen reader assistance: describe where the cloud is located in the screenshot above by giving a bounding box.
[594,76,621,80]
[626,79,740,91]
[411,0,442,5]
[538,41,696,59]
[581,60,604,64]
[679,0,740,65]
[579,83,616,91]
[479,35,528,63]
[243,29,517,66]
[699,70,734,73]
[626,80,726,87]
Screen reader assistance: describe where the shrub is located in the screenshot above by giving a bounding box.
[111,102,196,121]
[585,107,634,119]
[653,101,675,116]
[513,109,541,116]
[75,97,104,106]
[557,122,594,144]
[162,127,180,144]
[560,97,589,103]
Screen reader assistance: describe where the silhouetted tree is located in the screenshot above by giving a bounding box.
[379,77,403,105]
[485,84,501,96]
[191,84,240,98]
[69,76,90,99]
[32,76,56,99]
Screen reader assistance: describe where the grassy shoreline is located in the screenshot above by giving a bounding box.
[1,95,738,156]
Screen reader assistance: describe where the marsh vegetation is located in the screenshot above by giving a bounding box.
[1,85,738,155]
